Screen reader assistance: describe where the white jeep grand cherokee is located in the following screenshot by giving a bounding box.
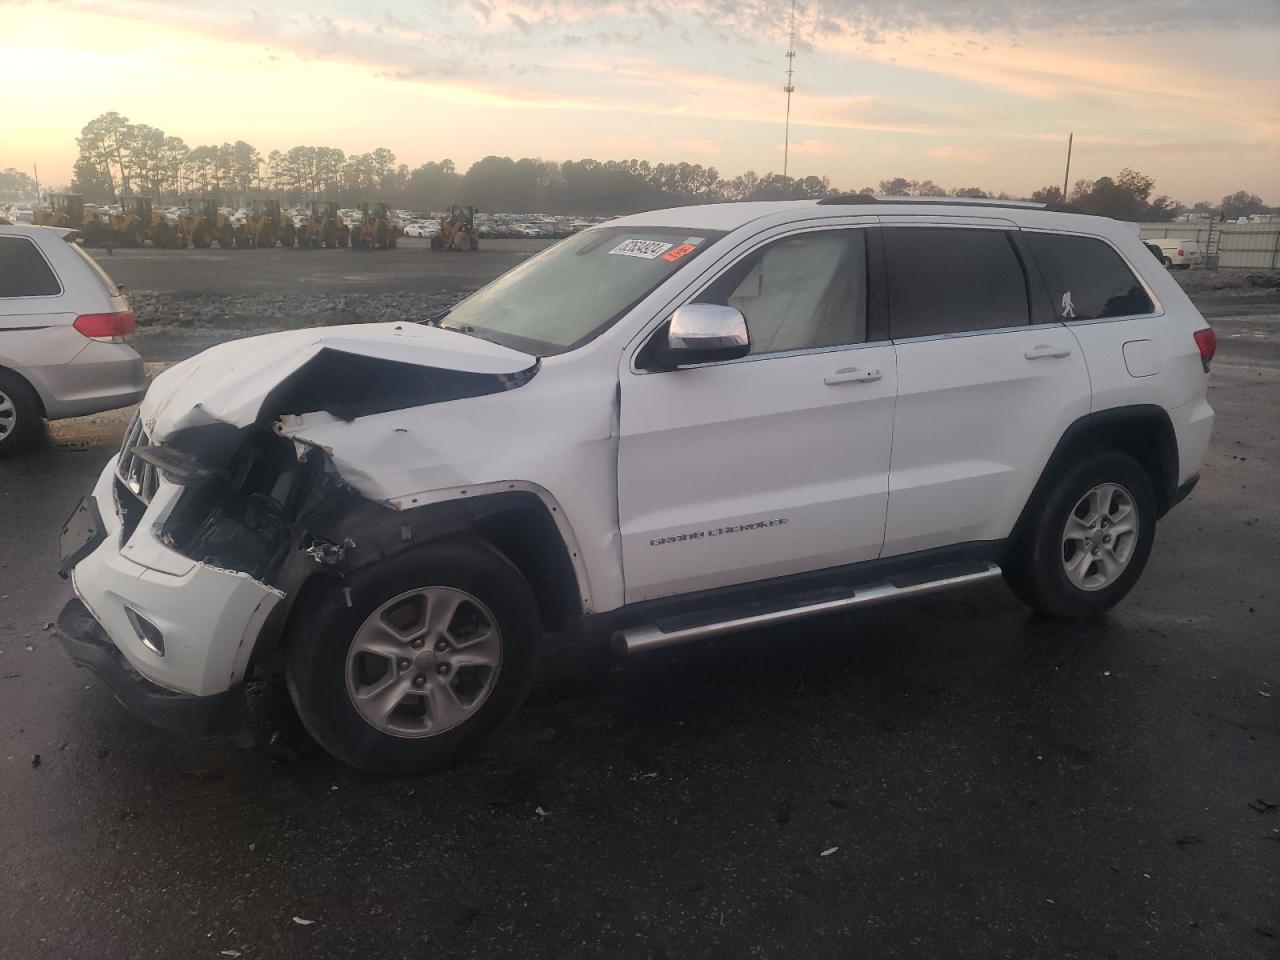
[56,198,1216,773]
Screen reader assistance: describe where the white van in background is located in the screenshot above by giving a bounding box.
[1147,238,1201,269]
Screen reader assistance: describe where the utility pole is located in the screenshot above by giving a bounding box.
[1061,132,1073,203]
[782,0,796,180]
[33,163,40,201]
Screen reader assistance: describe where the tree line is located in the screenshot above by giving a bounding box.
[8,112,1271,222]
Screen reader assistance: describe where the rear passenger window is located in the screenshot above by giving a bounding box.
[1025,232,1153,321]
[884,228,1029,339]
[0,236,61,298]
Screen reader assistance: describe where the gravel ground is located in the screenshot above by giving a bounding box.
[129,289,463,333]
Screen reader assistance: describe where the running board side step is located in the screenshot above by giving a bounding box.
[612,562,1002,655]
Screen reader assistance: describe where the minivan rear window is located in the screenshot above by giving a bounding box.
[0,236,61,298]
[1025,232,1153,321]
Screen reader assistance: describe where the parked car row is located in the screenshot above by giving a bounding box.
[3,202,36,224]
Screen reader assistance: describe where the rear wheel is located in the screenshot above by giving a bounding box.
[1162,256,1173,268]
[1004,451,1156,618]
[0,370,43,457]
[286,541,541,773]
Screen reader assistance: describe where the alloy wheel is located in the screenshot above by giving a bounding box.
[344,586,502,738]
[1061,482,1139,591]
[0,389,15,441]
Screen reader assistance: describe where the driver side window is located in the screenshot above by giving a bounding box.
[696,229,868,355]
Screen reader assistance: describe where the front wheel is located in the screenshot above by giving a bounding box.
[1004,451,1156,619]
[286,541,542,773]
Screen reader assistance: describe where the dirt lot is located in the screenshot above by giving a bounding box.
[1,252,1277,960]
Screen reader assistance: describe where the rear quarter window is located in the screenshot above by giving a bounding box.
[66,240,121,296]
[0,236,62,298]
[1025,232,1153,321]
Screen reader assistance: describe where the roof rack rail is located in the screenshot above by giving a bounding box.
[818,195,1048,211]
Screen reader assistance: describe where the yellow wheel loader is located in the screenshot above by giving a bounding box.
[181,199,235,249]
[299,202,349,249]
[431,204,479,252]
[34,194,86,230]
[351,202,395,250]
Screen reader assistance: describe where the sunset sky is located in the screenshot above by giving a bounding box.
[2,0,1277,203]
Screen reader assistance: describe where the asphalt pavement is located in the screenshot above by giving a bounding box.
[0,279,1277,958]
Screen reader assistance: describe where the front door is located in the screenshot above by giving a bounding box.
[617,226,897,604]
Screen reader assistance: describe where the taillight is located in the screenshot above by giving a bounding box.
[1177,247,1184,256]
[73,310,136,341]
[1194,327,1216,371]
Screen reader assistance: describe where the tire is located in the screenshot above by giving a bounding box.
[285,541,542,774]
[0,369,44,458]
[1162,256,1173,268]
[1004,450,1156,619]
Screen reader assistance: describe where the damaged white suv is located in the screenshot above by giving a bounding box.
[57,198,1216,773]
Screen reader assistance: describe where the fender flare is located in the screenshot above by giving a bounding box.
[387,479,595,615]
[1008,403,1180,550]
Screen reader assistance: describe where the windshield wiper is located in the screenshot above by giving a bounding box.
[420,308,451,326]
[440,321,503,346]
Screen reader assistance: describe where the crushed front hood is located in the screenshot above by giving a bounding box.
[141,323,536,439]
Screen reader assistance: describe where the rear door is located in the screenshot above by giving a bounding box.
[880,222,1092,557]
[617,223,896,603]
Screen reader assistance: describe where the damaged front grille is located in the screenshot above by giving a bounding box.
[117,413,160,504]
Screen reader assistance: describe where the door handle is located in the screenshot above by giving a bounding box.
[1024,344,1073,360]
[824,367,883,385]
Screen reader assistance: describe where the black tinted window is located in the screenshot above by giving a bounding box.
[1026,232,1154,320]
[697,230,867,354]
[0,236,61,297]
[885,228,1029,338]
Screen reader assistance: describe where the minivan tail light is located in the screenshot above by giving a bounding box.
[74,310,136,341]
[1194,328,1216,371]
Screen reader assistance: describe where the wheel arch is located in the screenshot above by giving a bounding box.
[253,488,587,678]
[1009,404,1180,550]
[0,363,49,418]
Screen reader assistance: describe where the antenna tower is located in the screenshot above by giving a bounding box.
[783,0,796,179]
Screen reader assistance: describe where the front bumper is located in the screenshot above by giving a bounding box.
[62,455,284,699]
[56,598,244,735]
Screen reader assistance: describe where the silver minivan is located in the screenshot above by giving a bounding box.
[0,225,147,455]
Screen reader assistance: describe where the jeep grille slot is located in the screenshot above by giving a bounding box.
[117,414,159,504]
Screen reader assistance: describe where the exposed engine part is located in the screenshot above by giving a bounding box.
[305,538,356,565]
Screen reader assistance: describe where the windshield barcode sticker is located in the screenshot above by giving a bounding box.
[608,238,674,260]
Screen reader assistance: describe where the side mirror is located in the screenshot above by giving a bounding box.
[662,304,750,367]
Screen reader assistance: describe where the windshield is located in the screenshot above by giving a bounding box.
[442,225,723,355]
